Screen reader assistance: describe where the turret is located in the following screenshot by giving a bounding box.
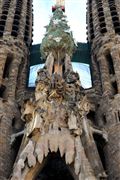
[87,1,120,179]
[87,0,120,96]
[0,0,33,179]
[0,0,33,101]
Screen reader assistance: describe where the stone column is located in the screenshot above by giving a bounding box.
[0,0,3,15]
[0,101,17,179]
[102,0,115,35]
[92,0,101,42]
[0,52,6,85]
[98,55,112,96]
[18,0,28,40]
[16,53,28,103]
[91,54,102,95]
[4,0,17,34]
[6,54,21,100]
[104,124,120,179]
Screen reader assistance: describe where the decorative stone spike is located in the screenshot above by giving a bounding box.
[74,136,81,175]
[68,111,78,130]
[27,141,36,167]
[35,137,44,164]
[65,135,75,164]
[11,159,25,180]
[48,128,59,153]
[58,132,66,157]
[45,52,54,75]
[44,134,49,157]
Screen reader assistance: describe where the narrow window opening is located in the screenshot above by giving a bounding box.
[118,111,120,122]
[12,117,16,127]
[62,64,65,76]
[100,22,106,28]
[0,85,6,98]
[103,114,107,125]
[112,16,119,21]
[100,28,107,34]
[98,7,104,12]
[0,26,5,31]
[111,11,117,16]
[115,27,120,34]
[113,21,119,27]
[1,15,7,20]
[93,134,107,172]
[3,55,12,79]
[106,53,115,75]
[112,81,118,95]
[52,64,55,74]
[0,20,6,26]
[98,12,104,17]
[99,17,105,22]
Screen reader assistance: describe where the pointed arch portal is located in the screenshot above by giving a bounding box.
[35,152,74,180]
[23,151,76,180]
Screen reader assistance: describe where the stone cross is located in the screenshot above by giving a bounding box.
[55,0,65,6]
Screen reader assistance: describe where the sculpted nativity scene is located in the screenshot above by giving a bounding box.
[10,1,108,180]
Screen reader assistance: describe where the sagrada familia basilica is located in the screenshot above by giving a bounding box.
[0,0,120,179]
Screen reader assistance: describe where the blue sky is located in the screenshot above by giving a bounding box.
[33,0,87,44]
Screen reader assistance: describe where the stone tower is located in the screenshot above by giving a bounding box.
[87,0,120,179]
[0,0,33,179]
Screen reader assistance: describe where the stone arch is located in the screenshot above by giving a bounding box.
[25,152,76,180]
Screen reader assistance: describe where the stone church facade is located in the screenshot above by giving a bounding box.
[0,0,120,179]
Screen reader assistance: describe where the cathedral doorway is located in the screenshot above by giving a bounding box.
[35,152,74,180]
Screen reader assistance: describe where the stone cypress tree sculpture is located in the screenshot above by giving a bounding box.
[40,7,75,76]
[40,7,75,59]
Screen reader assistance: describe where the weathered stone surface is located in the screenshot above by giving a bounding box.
[87,1,120,179]
[1,0,120,179]
[0,0,33,179]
